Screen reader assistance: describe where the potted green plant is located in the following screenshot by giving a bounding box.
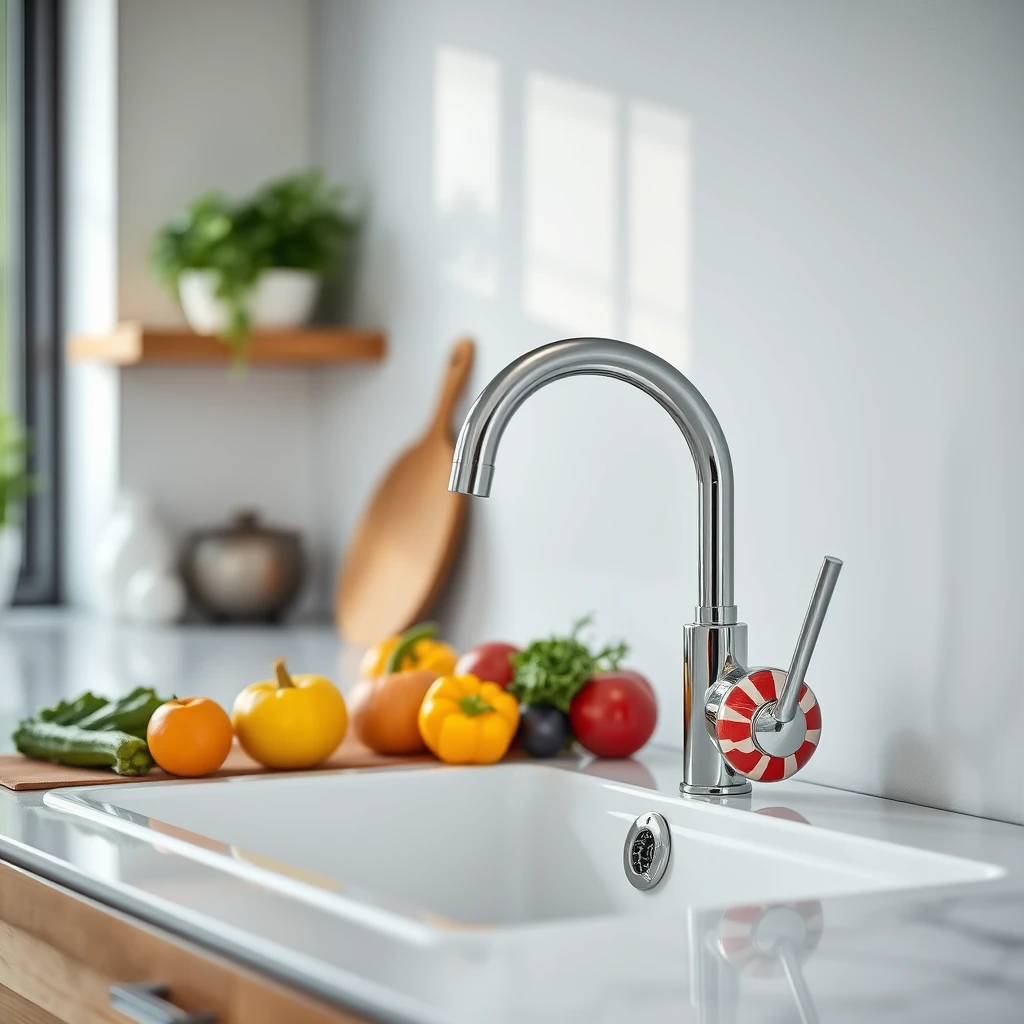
[0,414,34,607]
[151,170,358,354]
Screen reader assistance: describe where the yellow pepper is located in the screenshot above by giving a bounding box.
[232,659,348,769]
[418,674,520,765]
[359,622,458,678]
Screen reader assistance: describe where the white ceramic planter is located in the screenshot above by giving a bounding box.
[0,525,22,609]
[179,268,320,335]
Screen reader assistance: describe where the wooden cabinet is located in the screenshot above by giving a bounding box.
[0,981,64,1024]
[0,860,373,1024]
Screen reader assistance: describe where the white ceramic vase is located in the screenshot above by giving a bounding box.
[124,565,187,626]
[94,494,177,618]
[178,268,319,335]
[0,525,22,609]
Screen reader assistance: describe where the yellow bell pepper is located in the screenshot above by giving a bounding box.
[418,674,519,765]
[232,659,348,769]
[360,622,458,678]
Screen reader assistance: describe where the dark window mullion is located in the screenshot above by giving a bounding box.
[12,0,60,603]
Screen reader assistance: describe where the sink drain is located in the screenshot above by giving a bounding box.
[623,812,671,890]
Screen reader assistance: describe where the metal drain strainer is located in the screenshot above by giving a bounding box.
[623,812,671,890]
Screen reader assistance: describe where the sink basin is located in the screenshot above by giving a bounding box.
[46,764,999,940]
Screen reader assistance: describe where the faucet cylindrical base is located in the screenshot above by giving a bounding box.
[682,621,752,795]
[680,781,753,797]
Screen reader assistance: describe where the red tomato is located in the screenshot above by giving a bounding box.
[454,642,520,688]
[569,671,657,758]
[618,668,656,699]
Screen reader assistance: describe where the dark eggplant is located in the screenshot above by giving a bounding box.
[518,704,571,758]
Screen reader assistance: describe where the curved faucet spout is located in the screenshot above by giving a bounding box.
[448,338,736,619]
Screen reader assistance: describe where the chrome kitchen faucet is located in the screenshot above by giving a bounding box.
[449,338,841,796]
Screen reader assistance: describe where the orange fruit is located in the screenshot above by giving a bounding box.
[147,697,233,777]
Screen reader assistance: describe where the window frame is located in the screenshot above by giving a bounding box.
[8,0,61,604]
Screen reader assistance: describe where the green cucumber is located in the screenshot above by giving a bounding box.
[74,688,164,738]
[13,721,155,776]
[39,692,109,726]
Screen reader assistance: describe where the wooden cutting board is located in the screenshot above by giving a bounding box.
[0,735,430,791]
[336,337,475,644]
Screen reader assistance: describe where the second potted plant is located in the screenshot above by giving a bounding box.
[0,414,34,608]
[151,170,358,355]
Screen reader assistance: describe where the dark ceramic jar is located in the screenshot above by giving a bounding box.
[183,511,305,622]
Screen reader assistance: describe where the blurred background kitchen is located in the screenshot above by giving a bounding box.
[1,0,1022,822]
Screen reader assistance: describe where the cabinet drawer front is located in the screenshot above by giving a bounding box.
[0,980,65,1024]
[0,860,371,1024]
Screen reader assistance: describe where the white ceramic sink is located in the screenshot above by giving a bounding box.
[46,764,998,941]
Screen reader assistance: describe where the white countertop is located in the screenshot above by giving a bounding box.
[1,610,1023,1023]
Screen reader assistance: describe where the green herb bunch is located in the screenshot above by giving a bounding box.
[0,414,34,528]
[509,616,628,713]
[151,169,358,352]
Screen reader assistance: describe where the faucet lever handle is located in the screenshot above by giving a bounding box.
[702,554,843,786]
[774,556,843,724]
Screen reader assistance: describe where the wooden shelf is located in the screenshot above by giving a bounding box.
[68,322,386,366]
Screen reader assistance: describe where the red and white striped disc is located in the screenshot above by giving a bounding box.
[714,900,824,976]
[715,668,821,782]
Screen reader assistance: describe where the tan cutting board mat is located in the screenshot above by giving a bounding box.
[0,735,431,791]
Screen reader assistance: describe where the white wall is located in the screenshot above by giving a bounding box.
[310,0,1024,823]
[116,0,313,324]
[63,0,331,608]
[62,0,120,607]
[115,0,325,606]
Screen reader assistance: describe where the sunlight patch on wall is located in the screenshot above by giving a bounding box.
[626,103,691,370]
[434,46,501,298]
[523,73,617,336]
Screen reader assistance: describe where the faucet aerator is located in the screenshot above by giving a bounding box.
[448,460,493,497]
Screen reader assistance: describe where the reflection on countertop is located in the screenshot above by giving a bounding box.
[0,608,363,754]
